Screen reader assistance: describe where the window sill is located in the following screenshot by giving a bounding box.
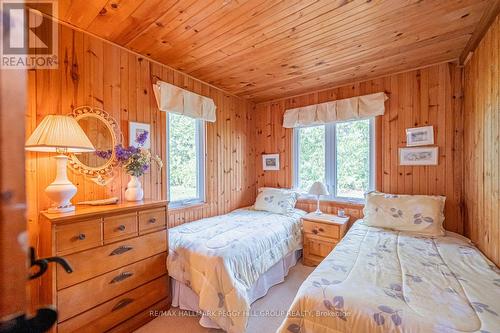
[168,200,207,211]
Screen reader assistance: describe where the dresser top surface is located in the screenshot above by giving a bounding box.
[41,200,168,223]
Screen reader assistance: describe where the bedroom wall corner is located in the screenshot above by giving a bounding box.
[254,62,465,233]
[463,14,499,267]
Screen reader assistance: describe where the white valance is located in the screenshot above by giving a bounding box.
[153,80,216,122]
[283,92,388,128]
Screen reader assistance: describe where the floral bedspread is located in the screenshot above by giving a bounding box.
[278,220,500,333]
[167,207,305,333]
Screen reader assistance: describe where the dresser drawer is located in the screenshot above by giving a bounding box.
[55,219,102,255]
[57,230,167,290]
[103,213,138,244]
[303,220,340,239]
[57,276,168,333]
[138,208,166,233]
[58,253,167,322]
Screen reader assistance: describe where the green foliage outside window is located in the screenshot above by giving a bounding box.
[297,126,325,192]
[336,119,370,198]
[297,119,371,199]
[168,113,198,201]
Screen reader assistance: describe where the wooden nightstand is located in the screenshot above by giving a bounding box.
[302,213,349,266]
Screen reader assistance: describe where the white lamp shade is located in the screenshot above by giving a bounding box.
[308,181,329,196]
[25,115,95,153]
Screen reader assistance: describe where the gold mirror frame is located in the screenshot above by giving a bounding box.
[68,106,121,184]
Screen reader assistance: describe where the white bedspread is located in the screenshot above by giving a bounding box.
[167,207,305,333]
[278,220,500,333]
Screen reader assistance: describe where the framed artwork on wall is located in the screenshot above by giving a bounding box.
[399,147,438,165]
[129,122,151,149]
[406,126,434,146]
[262,154,280,171]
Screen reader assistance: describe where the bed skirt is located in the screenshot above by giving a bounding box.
[171,249,302,329]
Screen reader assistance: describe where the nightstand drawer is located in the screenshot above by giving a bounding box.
[55,219,102,255]
[303,220,340,239]
[304,235,337,259]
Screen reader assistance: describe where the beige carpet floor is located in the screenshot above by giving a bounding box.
[135,262,314,333]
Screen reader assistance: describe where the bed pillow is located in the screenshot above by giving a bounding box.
[254,187,298,215]
[363,192,446,236]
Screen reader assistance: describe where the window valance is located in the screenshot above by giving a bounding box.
[153,80,216,122]
[283,92,388,128]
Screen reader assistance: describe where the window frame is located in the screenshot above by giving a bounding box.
[166,113,206,208]
[293,118,375,203]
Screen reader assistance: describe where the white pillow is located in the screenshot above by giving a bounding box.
[363,192,446,236]
[254,187,298,215]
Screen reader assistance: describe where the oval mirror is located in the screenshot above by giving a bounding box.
[76,116,114,168]
[68,106,121,184]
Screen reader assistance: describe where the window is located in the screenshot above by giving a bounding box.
[293,118,374,201]
[167,113,205,206]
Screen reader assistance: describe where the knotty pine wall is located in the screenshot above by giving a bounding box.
[254,63,464,233]
[464,14,499,267]
[26,22,257,243]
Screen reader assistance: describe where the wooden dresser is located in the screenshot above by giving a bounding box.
[302,213,349,266]
[38,200,170,333]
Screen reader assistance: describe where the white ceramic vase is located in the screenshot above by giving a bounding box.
[125,175,144,201]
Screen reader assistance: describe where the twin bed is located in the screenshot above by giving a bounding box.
[167,190,500,333]
[168,206,305,332]
[278,221,500,333]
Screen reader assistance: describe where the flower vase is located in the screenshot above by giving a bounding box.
[125,175,144,201]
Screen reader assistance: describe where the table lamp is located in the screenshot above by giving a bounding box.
[308,181,329,215]
[25,115,95,213]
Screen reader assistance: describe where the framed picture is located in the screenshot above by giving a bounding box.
[406,126,434,146]
[129,122,151,149]
[399,147,438,165]
[262,154,280,171]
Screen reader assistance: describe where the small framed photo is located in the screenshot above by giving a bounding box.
[262,154,280,171]
[129,122,151,149]
[399,147,438,166]
[406,126,434,146]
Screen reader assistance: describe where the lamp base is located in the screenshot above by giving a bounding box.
[314,196,323,215]
[47,205,76,214]
[44,155,77,214]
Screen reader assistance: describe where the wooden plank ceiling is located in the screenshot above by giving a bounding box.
[45,0,492,102]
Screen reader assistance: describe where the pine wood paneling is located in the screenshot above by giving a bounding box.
[32,0,492,102]
[26,22,256,243]
[254,63,464,233]
[463,14,499,267]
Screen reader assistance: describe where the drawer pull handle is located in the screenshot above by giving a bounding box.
[110,271,134,284]
[109,245,133,256]
[76,233,86,241]
[117,224,126,232]
[312,229,318,234]
[111,298,134,312]
[148,218,157,224]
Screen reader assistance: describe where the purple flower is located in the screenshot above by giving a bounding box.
[136,131,148,146]
[114,144,137,163]
[95,149,112,159]
[93,134,160,177]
